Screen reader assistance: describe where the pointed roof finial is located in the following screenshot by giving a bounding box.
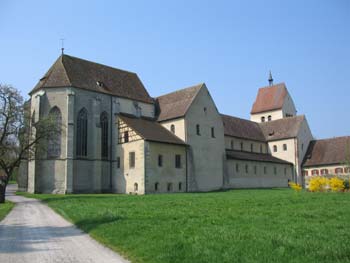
[268,70,273,86]
[60,38,65,55]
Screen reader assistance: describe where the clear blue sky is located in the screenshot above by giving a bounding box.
[1,0,349,139]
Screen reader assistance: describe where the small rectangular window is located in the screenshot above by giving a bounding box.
[240,142,243,151]
[283,144,287,151]
[196,124,200,135]
[264,166,267,174]
[124,131,129,143]
[274,167,277,175]
[273,145,277,152]
[117,157,120,168]
[158,154,163,167]
[129,152,135,168]
[211,127,215,138]
[175,154,181,168]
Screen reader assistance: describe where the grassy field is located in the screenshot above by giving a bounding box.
[0,201,15,221]
[19,189,350,263]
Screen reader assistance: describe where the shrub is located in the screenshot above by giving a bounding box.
[289,182,302,192]
[308,177,329,192]
[329,177,345,192]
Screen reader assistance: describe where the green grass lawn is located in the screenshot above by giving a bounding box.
[0,201,15,221]
[19,189,350,263]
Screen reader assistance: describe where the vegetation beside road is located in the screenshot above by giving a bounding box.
[18,189,350,263]
[0,201,15,221]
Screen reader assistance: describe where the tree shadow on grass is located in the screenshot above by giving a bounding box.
[75,216,124,233]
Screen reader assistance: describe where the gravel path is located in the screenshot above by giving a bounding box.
[0,185,129,263]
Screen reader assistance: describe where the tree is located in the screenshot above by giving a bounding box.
[0,84,60,203]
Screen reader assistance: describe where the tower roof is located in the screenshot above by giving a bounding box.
[251,83,287,114]
[30,54,153,104]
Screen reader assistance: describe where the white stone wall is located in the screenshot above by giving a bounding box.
[185,85,226,192]
[226,159,292,188]
[115,139,145,194]
[160,118,186,141]
[145,141,187,193]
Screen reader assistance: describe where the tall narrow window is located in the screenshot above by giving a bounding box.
[47,107,62,158]
[170,124,175,134]
[134,183,138,192]
[236,163,239,172]
[175,154,181,168]
[179,182,182,191]
[129,152,135,168]
[273,145,277,152]
[76,108,88,157]
[283,144,287,151]
[124,131,129,143]
[158,154,163,167]
[155,182,159,191]
[100,112,108,159]
[260,144,263,153]
[211,127,215,138]
[240,142,244,151]
[264,166,267,174]
[274,167,277,175]
[268,115,272,121]
[284,167,287,175]
[254,166,257,174]
[167,183,173,192]
[245,164,248,173]
[196,124,200,135]
[250,144,254,152]
[231,140,234,149]
[117,157,121,168]
[261,116,265,122]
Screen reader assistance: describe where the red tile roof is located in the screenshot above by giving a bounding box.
[251,83,287,114]
[303,136,350,167]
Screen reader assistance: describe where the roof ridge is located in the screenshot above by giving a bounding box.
[62,54,137,75]
[156,82,204,99]
[60,55,73,87]
[221,113,259,124]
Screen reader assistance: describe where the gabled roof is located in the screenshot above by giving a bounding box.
[303,136,350,167]
[30,54,153,104]
[156,83,204,122]
[226,150,292,165]
[221,114,266,142]
[118,115,186,146]
[251,83,287,114]
[259,115,305,141]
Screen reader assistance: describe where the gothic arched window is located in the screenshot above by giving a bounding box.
[76,108,88,157]
[47,107,62,158]
[100,112,108,159]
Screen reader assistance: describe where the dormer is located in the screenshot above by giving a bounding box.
[250,82,296,123]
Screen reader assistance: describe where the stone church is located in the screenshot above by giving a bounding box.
[18,54,350,194]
